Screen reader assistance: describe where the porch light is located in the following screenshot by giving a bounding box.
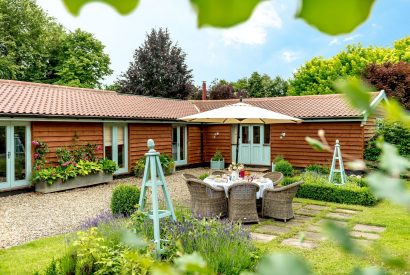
[280,132,286,139]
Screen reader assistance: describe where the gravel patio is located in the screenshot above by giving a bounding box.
[0,167,209,248]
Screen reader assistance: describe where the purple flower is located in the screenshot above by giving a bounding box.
[34,153,39,159]
[32,140,39,146]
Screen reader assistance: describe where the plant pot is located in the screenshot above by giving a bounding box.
[35,172,113,193]
[210,159,224,170]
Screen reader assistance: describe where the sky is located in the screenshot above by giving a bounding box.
[36,0,410,86]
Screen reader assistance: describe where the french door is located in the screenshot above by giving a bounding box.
[172,125,187,166]
[239,124,270,165]
[104,124,128,174]
[0,122,31,191]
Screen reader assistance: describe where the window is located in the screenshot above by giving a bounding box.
[253,126,260,144]
[104,124,128,173]
[264,125,270,144]
[241,126,249,144]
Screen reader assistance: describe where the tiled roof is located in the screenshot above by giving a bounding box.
[0,80,197,120]
[191,93,379,119]
[0,80,379,120]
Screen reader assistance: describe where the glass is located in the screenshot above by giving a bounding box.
[180,127,185,161]
[241,126,249,144]
[104,125,113,160]
[117,126,125,168]
[0,126,6,183]
[264,125,270,144]
[253,126,260,144]
[172,127,177,160]
[14,126,26,180]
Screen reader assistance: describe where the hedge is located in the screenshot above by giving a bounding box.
[111,184,141,216]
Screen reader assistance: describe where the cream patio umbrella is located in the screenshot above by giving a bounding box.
[179,99,302,163]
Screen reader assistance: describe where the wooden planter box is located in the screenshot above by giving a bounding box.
[35,172,113,193]
[210,159,224,170]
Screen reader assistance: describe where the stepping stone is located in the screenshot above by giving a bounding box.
[353,224,386,233]
[306,224,321,232]
[292,202,303,209]
[350,231,381,240]
[254,224,292,235]
[316,219,348,227]
[300,231,327,241]
[284,215,313,225]
[326,212,354,220]
[296,208,322,216]
[334,208,360,214]
[250,232,277,243]
[282,238,317,249]
[305,204,329,210]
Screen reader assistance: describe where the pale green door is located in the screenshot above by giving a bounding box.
[0,122,31,191]
[238,124,270,166]
[172,125,187,166]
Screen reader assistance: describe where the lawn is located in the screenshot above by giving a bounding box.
[0,198,408,274]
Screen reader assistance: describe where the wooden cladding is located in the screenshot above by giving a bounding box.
[203,124,231,164]
[128,124,172,170]
[31,122,104,164]
[188,125,202,164]
[270,122,364,167]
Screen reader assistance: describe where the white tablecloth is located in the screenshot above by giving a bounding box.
[204,177,273,199]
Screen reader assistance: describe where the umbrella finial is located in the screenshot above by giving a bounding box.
[239,96,243,102]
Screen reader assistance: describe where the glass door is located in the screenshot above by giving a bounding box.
[104,124,128,174]
[172,125,187,166]
[0,122,31,191]
[239,125,251,164]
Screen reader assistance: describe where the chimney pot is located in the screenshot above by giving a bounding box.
[202,81,206,100]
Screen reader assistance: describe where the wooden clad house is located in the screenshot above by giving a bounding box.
[0,80,386,192]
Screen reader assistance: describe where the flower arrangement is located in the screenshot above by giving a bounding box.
[228,162,244,171]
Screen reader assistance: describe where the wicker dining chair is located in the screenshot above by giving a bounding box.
[227,182,260,223]
[262,172,284,186]
[184,178,228,218]
[262,181,303,222]
[211,170,226,176]
[182,173,197,180]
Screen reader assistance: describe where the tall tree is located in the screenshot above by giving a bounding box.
[289,36,410,96]
[209,80,236,100]
[0,0,112,88]
[118,28,193,99]
[233,72,288,98]
[362,62,410,110]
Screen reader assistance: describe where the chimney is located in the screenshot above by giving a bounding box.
[202,81,207,100]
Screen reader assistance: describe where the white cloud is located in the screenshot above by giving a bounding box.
[281,50,299,62]
[222,2,282,45]
[343,34,361,42]
[328,38,340,46]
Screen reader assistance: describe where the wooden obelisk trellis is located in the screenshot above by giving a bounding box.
[328,139,347,185]
[138,139,176,256]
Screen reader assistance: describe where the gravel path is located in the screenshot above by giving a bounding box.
[0,167,209,248]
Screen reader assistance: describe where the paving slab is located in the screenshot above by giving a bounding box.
[292,202,303,209]
[254,224,292,235]
[250,232,277,243]
[326,212,354,220]
[306,224,322,232]
[334,208,360,214]
[283,215,313,226]
[281,238,318,249]
[350,231,381,240]
[305,204,329,210]
[296,208,322,216]
[353,224,385,233]
[300,231,327,241]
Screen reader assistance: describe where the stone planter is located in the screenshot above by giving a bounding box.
[35,172,113,193]
[210,159,224,170]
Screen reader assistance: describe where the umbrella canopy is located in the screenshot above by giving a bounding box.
[179,102,302,124]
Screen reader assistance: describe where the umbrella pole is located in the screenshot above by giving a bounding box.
[236,124,240,163]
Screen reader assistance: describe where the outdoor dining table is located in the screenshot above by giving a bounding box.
[204,176,274,199]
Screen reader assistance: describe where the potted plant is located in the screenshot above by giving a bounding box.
[210,151,224,170]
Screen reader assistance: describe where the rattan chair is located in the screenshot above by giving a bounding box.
[211,170,226,176]
[262,172,284,186]
[227,182,260,223]
[262,181,302,222]
[184,178,228,218]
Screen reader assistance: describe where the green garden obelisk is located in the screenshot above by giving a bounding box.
[138,139,176,255]
[329,139,347,185]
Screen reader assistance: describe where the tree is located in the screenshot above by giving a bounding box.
[362,62,410,110]
[118,28,194,99]
[0,0,112,87]
[209,82,236,100]
[233,72,288,98]
[289,36,410,96]
[53,29,112,88]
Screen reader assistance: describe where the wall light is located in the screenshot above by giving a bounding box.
[280,132,286,139]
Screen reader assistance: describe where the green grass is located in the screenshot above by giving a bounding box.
[253,198,410,275]
[0,234,70,275]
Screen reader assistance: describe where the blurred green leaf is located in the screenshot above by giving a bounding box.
[190,0,262,28]
[120,229,146,249]
[296,0,375,35]
[174,252,210,274]
[383,100,410,130]
[367,172,410,207]
[256,253,312,275]
[379,143,410,177]
[62,0,140,16]
[322,221,362,256]
[305,137,329,152]
[334,78,373,115]
[346,160,367,170]
[352,266,387,275]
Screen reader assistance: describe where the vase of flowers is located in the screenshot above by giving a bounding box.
[228,162,244,181]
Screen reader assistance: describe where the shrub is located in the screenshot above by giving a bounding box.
[111,185,140,216]
[99,159,118,174]
[198,173,209,180]
[211,150,224,161]
[273,155,284,163]
[305,164,330,174]
[133,154,175,177]
[275,159,293,176]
